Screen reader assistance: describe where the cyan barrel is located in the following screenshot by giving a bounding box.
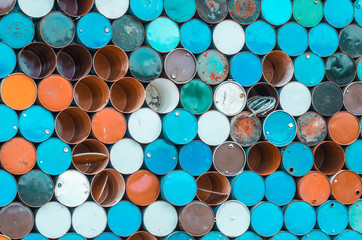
[301,230,331,240]
[0,42,15,78]
[144,139,178,175]
[345,141,362,174]
[309,23,339,57]
[197,49,229,85]
[112,15,144,51]
[270,232,298,240]
[22,234,48,240]
[129,47,162,82]
[339,25,362,58]
[282,142,314,177]
[263,111,296,147]
[130,0,163,21]
[335,230,362,240]
[59,234,86,240]
[265,171,295,206]
[356,0,362,26]
[250,202,283,237]
[261,0,292,25]
[164,0,196,22]
[326,53,356,86]
[292,0,323,27]
[0,170,17,207]
[180,79,213,115]
[294,52,325,87]
[94,233,121,240]
[180,19,211,54]
[164,231,195,240]
[229,0,260,24]
[108,201,142,237]
[179,141,212,176]
[349,200,362,232]
[317,200,349,235]
[201,232,229,240]
[358,57,362,80]
[0,105,18,142]
[284,201,316,236]
[245,20,276,55]
[236,231,262,240]
[312,82,343,116]
[324,0,354,28]
[277,22,308,56]
[232,171,265,206]
[231,52,262,87]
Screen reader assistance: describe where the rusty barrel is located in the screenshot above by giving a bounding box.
[296,111,327,146]
[58,0,93,17]
[0,0,15,15]
[213,141,246,176]
[196,0,228,24]
[196,171,230,206]
[230,112,261,147]
[262,50,293,87]
[112,15,144,51]
[197,49,229,85]
[228,0,260,24]
[313,141,345,175]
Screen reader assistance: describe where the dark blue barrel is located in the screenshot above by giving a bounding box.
[0,170,17,207]
[245,20,276,55]
[270,232,298,240]
[230,52,262,87]
[94,233,121,240]
[282,142,314,177]
[326,53,356,86]
[59,234,86,240]
[129,47,162,82]
[0,105,18,142]
[164,231,195,240]
[301,230,331,240]
[164,0,196,22]
[235,231,262,240]
[345,140,362,174]
[145,139,178,175]
[201,232,229,240]
[130,0,163,21]
[112,15,144,51]
[312,82,343,116]
[339,25,362,58]
[309,23,339,57]
[261,0,292,25]
[335,230,362,240]
[250,202,283,237]
[22,234,49,240]
[324,0,354,28]
[180,19,211,54]
[265,171,295,206]
[317,200,348,236]
[277,22,308,56]
[0,42,15,78]
[231,171,265,206]
[284,201,316,236]
[179,141,212,176]
[229,0,260,25]
[349,200,362,233]
[294,52,325,87]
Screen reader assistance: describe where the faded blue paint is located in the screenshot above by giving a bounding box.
[336,230,362,240]
[270,232,298,240]
[22,234,49,240]
[324,0,354,28]
[164,0,196,22]
[345,140,362,173]
[356,0,362,26]
[164,232,195,240]
[229,0,260,24]
[0,105,18,142]
[231,51,262,87]
[145,139,178,175]
[180,19,211,54]
[94,233,121,240]
[197,49,229,85]
[201,232,229,240]
[277,22,308,56]
[282,142,314,177]
[112,15,144,51]
[250,202,283,237]
[357,58,362,80]
[261,0,292,25]
[317,200,348,235]
[179,141,212,176]
[294,52,325,87]
[232,171,265,206]
[245,20,276,55]
[0,42,16,78]
[130,0,163,21]
[284,201,316,235]
[0,170,17,207]
[301,230,331,240]
[265,171,296,206]
[236,231,262,240]
[309,23,339,57]
[129,47,162,82]
[349,200,362,233]
[59,234,86,240]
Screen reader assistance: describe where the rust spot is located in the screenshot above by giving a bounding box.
[207,0,216,8]
[230,0,257,19]
[297,112,327,146]
[230,112,261,146]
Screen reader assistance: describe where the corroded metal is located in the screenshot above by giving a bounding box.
[297,111,327,147]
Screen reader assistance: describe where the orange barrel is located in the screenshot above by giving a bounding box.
[128,231,157,240]
[0,137,36,175]
[0,235,10,240]
[246,82,279,117]
[38,75,73,112]
[313,141,345,175]
[58,0,94,17]
[74,75,110,112]
[330,170,362,205]
[230,112,262,147]
[296,171,331,206]
[1,73,37,110]
[328,111,360,145]
[296,111,327,146]
[213,141,246,176]
[262,50,293,87]
[91,107,127,144]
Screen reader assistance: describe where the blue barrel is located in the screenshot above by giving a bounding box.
[22,234,49,240]
[19,106,54,143]
[0,42,15,78]
[263,111,297,147]
[324,0,354,28]
[179,141,212,176]
[180,19,211,54]
[108,201,142,237]
[129,46,162,82]
[94,233,121,240]
[349,200,362,232]
[358,58,362,80]
[345,140,362,173]
[161,170,197,206]
[309,23,339,57]
[59,233,86,240]
[282,142,314,177]
[146,17,180,53]
[250,202,283,237]
[265,171,295,206]
[36,138,72,175]
[235,232,262,240]
[231,171,265,206]
[112,15,144,51]
[0,12,34,49]
[356,0,362,26]
[145,139,178,175]
[270,232,298,240]
[245,20,276,55]
[130,0,163,21]
[317,200,349,235]
[164,0,196,22]
[164,231,195,240]
[163,109,198,145]
[0,105,18,142]
[201,232,229,240]
[0,170,17,207]
[197,49,229,85]
[294,52,325,87]
[277,22,308,56]
[336,230,362,240]
[230,52,262,87]
[284,201,316,235]
[261,0,292,25]
[76,13,112,49]
[301,230,331,240]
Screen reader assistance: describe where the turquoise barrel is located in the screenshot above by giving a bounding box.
[324,0,354,28]
[197,49,229,85]
[282,142,314,177]
[0,12,34,49]
[0,0,15,16]
[265,171,295,206]
[108,201,142,237]
[19,106,54,143]
[201,232,229,240]
[270,232,298,240]
[76,13,112,49]
[301,230,331,240]
[294,52,325,87]
[335,230,362,240]
[94,233,121,240]
[236,231,262,240]
[250,202,283,237]
[112,15,144,51]
[229,0,260,24]
[0,42,15,78]
[164,0,196,22]
[231,171,265,206]
[312,82,343,116]
[245,20,276,55]
[292,0,323,27]
[0,105,18,142]
[22,234,49,240]
[277,22,308,56]
[144,139,178,175]
[317,200,348,236]
[164,231,195,240]
[129,46,162,82]
[0,170,17,207]
[345,141,362,173]
[309,23,339,57]
[36,138,72,175]
[130,0,163,21]
[179,141,212,176]
[339,25,362,58]
[59,234,86,240]
[284,201,316,236]
[349,200,362,232]
[326,53,356,86]
[356,0,362,26]
[230,52,262,87]
[160,170,197,206]
[261,0,292,25]
[358,57,362,80]
[180,19,211,54]
[180,79,213,115]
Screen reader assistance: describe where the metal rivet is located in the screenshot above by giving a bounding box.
[171,74,176,79]
[186,53,190,57]
[58,183,62,188]
[105,27,110,33]
[228,144,234,149]
[147,153,151,158]
[184,138,187,142]
[175,111,179,116]
[23,114,26,117]
[306,53,310,59]
[266,131,269,134]
[64,148,69,153]
[173,157,176,160]
[13,126,17,130]
[314,0,318,3]
[79,29,83,33]
[288,123,294,128]
[39,161,43,164]
[45,129,50,134]
[297,18,300,21]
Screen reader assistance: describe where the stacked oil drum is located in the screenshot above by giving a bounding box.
[0,0,362,239]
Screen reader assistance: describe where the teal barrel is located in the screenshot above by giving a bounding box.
[324,0,354,28]
[231,171,265,206]
[250,202,283,237]
[309,23,339,57]
[94,233,121,240]
[197,49,229,85]
[164,0,196,22]
[277,22,309,56]
[301,230,331,240]
[292,0,323,27]
[235,231,262,240]
[345,140,362,173]
[269,232,298,240]
[317,200,348,236]
[59,234,86,240]
[164,232,194,240]
[179,141,213,176]
[312,82,343,116]
[356,0,362,26]
[22,234,49,240]
[130,0,163,21]
[294,52,325,87]
[339,25,362,58]
[0,42,16,78]
[180,79,213,115]
[335,230,362,240]
[112,15,144,51]
[245,20,276,55]
[284,201,316,236]
[326,53,356,86]
[129,47,162,82]
[230,52,262,87]
[282,142,314,177]
[349,200,362,232]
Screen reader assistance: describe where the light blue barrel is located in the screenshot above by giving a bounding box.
[349,200,362,232]
[59,233,86,240]
[19,106,54,143]
[230,52,262,87]
[270,232,298,240]
[309,23,339,57]
[251,202,283,237]
[235,232,262,240]
[76,13,112,49]
[145,139,178,175]
[164,0,196,22]
[335,230,362,240]
[161,170,197,206]
[231,171,265,206]
[358,58,362,80]
[0,42,15,78]
[162,109,198,145]
[179,141,212,176]
[0,170,17,207]
[22,234,49,240]
[0,105,18,142]
[164,231,195,240]
[277,22,308,56]
[294,52,325,87]
[0,12,34,49]
[317,200,349,235]
[201,232,229,240]
[108,201,142,237]
[129,46,162,82]
[282,142,314,177]
[130,0,163,21]
[180,19,211,54]
[36,138,72,175]
[261,0,292,25]
[345,140,362,173]
[263,111,297,147]
[265,171,295,206]
[324,0,354,28]
[284,201,316,236]
[301,230,331,240]
[94,233,121,240]
[356,0,362,26]
[245,20,276,55]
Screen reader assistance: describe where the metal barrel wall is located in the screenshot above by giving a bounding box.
[0,0,361,239]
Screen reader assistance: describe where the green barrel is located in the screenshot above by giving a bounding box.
[293,0,323,28]
[180,79,213,115]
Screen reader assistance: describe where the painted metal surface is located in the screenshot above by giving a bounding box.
[229,0,260,24]
[245,20,276,55]
[213,141,246,176]
[196,0,228,24]
[262,50,293,87]
[326,53,356,86]
[130,0,163,21]
[263,111,296,147]
[181,79,213,115]
[292,0,323,27]
[59,233,86,240]
[247,141,281,176]
[317,200,349,235]
[284,201,316,235]
[312,82,343,116]
[198,110,230,146]
[0,170,17,207]
[328,111,360,145]
[356,0,362,26]
[280,82,311,116]
[261,0,292,25]
[236,232,262,240]
[349,200,362,232]
[250,202,283,237]
[22,234,49,240]
[344,82,362,115]
[0,42,15,78]
[145,139,178,175]
[282,142,314,177]
[339,25,362,58]
[231,52,262,87]
[277,22,309,56]
[330,170,362,205]
[201,232,229,240]
[112,15,144,51]
[129,47,162,82]
[197,50,229,85]
[164,0,196,22]
[196,171,230,206]
[58,0,93,17]
[270,232,298,240]
[164,48,197,84]
[313,141,345,175]
[0,105,18,142]
[309,23,339,57]
[180,19,211,54]
[345,140,362,173]
[214,81,246,116]
[335,230,362,240]
[297,112,327,146]
[179,141,212,176]
[232,171,265,206]
[265,171,296,206]
[301,230,331,240]
[95,0,129,19]
[294,52,325,87]
[324,0,354,28]
[213,20,245,55]
[94,233,121,240]
[164,231,195,240]
[145,78,179,113]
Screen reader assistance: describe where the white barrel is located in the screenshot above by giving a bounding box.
[55,170,90,207]
[95,0,129,19]
[198,111,230,146]
[18,0,54,18]
[214,80,246,116]
[213,20,245,55]
[128,108,162,144]
[35,202,71,239]
[280,82,311,116]
[215,200,250,237]
[146,78,179,114]
[72,202,107,238]
[110,138,144,174]
[143,201,178,237]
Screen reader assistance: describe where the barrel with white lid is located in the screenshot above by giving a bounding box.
[95,0,129,19]
[110,138,143,174]
[214,81,246,116]
[18,0,54,18]
[280,82,311,116]
[198,111,230,146]
[213,20,245,55]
